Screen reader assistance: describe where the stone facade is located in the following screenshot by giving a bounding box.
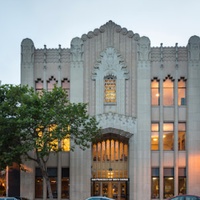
[20,21,200,200]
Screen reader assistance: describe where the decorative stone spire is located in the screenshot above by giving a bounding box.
[70,37,83,62]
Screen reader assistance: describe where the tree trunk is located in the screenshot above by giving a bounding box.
[43,171,54,200]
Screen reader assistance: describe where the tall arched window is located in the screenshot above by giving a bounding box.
[92,133,128,178]
[62,78,70,99]
[104,75,116,103]
[35,79,43,94]
[151,79,160,106]
[163,77,174,106]
[178,78,186,106]
[47,76,57,91]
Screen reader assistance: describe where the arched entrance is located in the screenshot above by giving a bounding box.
[91,133,129,200]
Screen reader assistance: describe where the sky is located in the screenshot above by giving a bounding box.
[0,0,200,85]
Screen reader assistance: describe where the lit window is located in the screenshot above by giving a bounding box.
[164,168,174,199]
[35,168,43,198]
[47,76,57,91]
[163,77,174,106]
[35,79,43,94]
[92,134,128,178]
[163,123,174,150]
[178,79,186,106]
[151,79,160,106]
[62,78,70,99]
[178,168,186,195]
[104,75,116,103]
[47,168,57,198]
[151,168,159,199]
[178,123,186,151]
[62,135,70,151]
[151,123,159,150]
[61,168,69,199]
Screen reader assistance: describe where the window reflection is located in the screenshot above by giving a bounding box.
[164,168,174,199]
[61,168,69,199]
[163,123,174,150]
[178,168,186,195]
[35,79,43,95]
[151,168,159,199]
[151,123,159,150]
[62,78,70,99]
[178,123,186,151]
[163,77,174,106]
[151,79,160,106]
[178,79,186,106]
[47,76,57,91]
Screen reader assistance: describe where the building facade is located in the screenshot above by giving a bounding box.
[20,21,200,200]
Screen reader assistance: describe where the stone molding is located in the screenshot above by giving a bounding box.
[188,35,200,61]
[137,36,151,61]
[34,48,70,63]
[151,47,187,62]
[70,37,84,62]
[21,38,34,66]
[92,47,129,80]
[96,112,136,136]
[81,20,140,42]
[92,47,129,115]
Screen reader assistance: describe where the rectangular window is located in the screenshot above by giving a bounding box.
[47,77,57,92]
[104,77,116,103]
[48,168,57,198]
[35,167,58,198]
[178,123,186,151]
[151,79,160,106]
[62,79,70,99]
[151,168,159,199]
[178,168,186,195]
[164,168,174,199]
[163,78,174,106]
[163,123,174,150]
[61,168,70,199]
[151,123,159,150]
[35,168,43,198]
[35,79,43,95]
[178,79,186,106]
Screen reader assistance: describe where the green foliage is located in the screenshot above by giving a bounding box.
[0,84,101,169]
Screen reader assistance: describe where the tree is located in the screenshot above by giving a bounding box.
[0,84,101,199]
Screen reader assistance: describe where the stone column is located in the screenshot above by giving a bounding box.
[187,36,200,195]
[133,36,151,200]
[21,38,35,87]
[69,37,91,200]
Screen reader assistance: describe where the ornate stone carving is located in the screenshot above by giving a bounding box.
[21,38,34,64]
[96,112,136,136]
[138,36,151,61]
[121,28,128,35]
[92,47,129,79]
[80,20,140,42]
[188,36,200,61]
[70,37,83,62]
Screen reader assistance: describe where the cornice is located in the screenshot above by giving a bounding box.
[81,20,140,42]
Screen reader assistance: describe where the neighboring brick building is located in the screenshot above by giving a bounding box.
[20,21,200,200]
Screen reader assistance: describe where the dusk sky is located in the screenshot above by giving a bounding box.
[1,0,200,85]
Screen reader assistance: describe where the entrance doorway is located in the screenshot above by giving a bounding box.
[92,133,129,200]
[91,180,128,200]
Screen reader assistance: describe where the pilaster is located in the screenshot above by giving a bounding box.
[21,38,35,87]
[134,36,151,200]
[187,36,200,195]
[69,37,91,200]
